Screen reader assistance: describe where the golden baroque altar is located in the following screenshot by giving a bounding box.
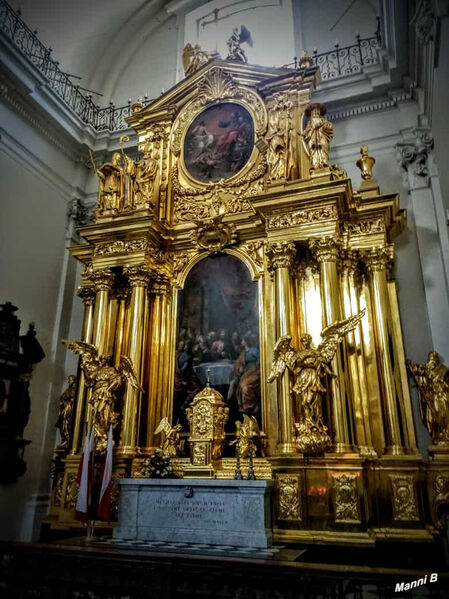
[48,57,449,545]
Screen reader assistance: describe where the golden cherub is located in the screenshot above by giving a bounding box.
[63,340,143,453]
[268,310,365,454]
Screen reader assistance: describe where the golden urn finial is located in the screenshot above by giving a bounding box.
[356,145,376,182]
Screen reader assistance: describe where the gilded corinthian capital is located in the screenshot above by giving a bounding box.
[124,265,151,287]
[151,274,171,296]
[339,249,358,274]
[266,241,296,271]
[90,269,115,292]
[362,247,391,272]
[309,237,340,262]
[77,286,96,306]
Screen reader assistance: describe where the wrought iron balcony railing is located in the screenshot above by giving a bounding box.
[0,0,381,132]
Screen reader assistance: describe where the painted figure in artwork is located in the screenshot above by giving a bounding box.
[184,103,254,183]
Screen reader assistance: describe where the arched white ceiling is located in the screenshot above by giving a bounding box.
[11,0,381,107]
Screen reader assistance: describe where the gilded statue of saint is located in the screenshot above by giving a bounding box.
[154,417,184,457]
[63,340,143,453]
[266,95,293,180]
[407,352,449,446]
[96,152,125,212]
[182,43,213,76]
[268,310,364,454]
[125,143,157,207]
[303,103,334,169]
[56,374,77,452]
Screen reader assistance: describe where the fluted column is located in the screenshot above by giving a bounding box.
[267,241,297,455]
[364,248,403,455]
[340,251,374,455]
[113,282,131,369]
[119,265,151,455]
[70,286,95,454]
[83,269,115,431]
[90,269,115,356]
[146,275,171,448]
[310,237,352,453]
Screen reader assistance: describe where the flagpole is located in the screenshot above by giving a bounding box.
[87,422,96,539]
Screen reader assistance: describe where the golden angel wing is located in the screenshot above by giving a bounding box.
[267,335,294,382]
[243,414,260,436]
[154,417,172,436]
[62,339,99,383]
[119,355,144,392]
[317,310,365,362]
[321,309,365,340]
[62,339,98,359]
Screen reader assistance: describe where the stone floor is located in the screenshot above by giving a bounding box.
[1,537,449,598]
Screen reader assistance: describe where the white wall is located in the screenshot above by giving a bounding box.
[0,98,86,540]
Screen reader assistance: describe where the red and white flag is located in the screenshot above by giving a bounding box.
[97,425,113,522]
[76,427,94,524]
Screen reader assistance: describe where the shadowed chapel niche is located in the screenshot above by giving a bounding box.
[173,254,261,432]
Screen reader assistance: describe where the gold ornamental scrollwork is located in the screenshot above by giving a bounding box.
[433,474,449,529]
[309,237,341,263]
[341,219,385,237]
[64,474,78,510]
[277,474,302,521]
[267,206,337,230]
[239,240,265,271]
[93,239,150,257]
[191,213,237,253]
[53,473,64,507]
[194,402,213,436]
[390,475,419,521]
[172,163,264,223]
[332,473,360,523]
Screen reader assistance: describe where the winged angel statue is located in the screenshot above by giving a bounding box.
[63,340,143,453]
[154,417,184,457]
[268,310,365,454]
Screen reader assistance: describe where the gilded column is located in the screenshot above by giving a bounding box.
[119,265,151,455]
[310,237,352,453]
[363,247,403,455]
[69,286,95,454]
[90,269,115,355]
[113,282,131,368]
[340,251,374,455]
[267,241,297,455]
[146,275,171,448]
[84,269,115,431]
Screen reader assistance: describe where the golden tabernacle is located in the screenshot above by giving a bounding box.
[48,54,449,545]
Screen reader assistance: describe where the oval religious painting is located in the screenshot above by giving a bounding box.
[183,102,254,183]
